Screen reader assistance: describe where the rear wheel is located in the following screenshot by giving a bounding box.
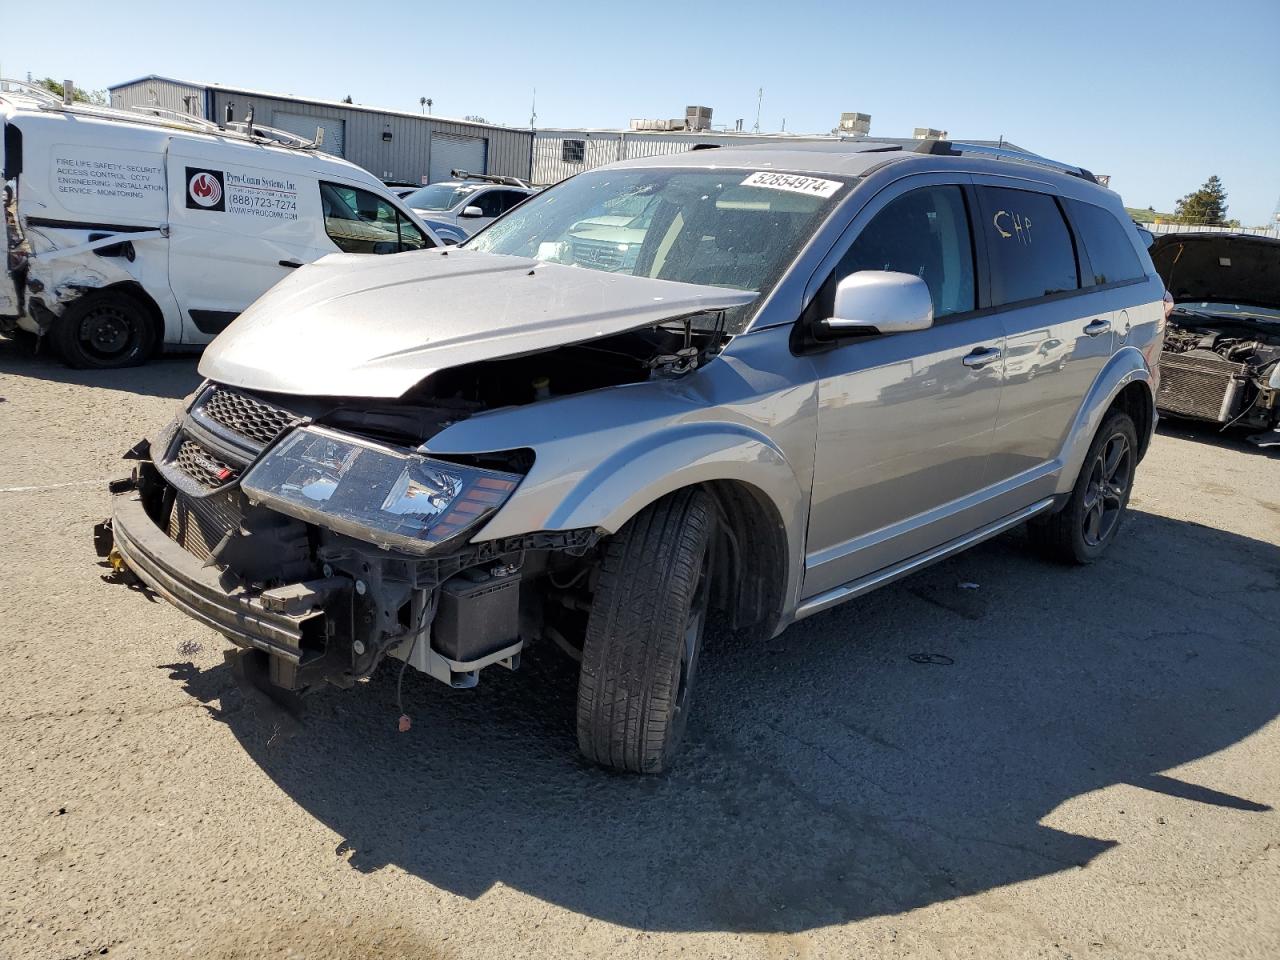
[51,290,157,369]
[576,488,714,774]
[1029,409,1137,564]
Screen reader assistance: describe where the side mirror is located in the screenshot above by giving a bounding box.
[460,205,485,218]
[820,270,934,338]
[371,240,399,255]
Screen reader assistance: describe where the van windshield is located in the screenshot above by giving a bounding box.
[465,168,847,299]
[403,183,474,211]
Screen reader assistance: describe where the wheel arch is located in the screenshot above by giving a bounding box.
[1055,346,1154,497]
[539,422,808,636]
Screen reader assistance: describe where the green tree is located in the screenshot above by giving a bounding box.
[36,78,108,106]
[1174,175,1229,225]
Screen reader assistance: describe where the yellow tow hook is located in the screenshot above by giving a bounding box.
[107,547,127,574]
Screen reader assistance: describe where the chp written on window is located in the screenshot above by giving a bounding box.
[320,182,428,254]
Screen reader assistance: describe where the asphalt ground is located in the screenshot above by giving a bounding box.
[1,335,1277,959]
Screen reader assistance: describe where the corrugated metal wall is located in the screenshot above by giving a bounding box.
[532,132,623,185]
[531,131,839,185]
[206,92,531,185]
[110,79,207,118]
[109,80,532,185]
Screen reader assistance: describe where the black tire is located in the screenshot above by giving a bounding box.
[51,290,157,369]
[1029,409,1138,564]
[576,488,715,774]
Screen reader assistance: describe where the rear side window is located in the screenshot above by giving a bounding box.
[1064,199,1145,285]
[832,184,976,318]
[976,187,1079,305]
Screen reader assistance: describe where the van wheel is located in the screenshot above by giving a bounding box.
[52,290,157,369]
[576,488,714,774]
[1029,409,1137,564]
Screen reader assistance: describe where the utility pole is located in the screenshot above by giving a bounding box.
[530,87,537,129]
[753,87,762,134]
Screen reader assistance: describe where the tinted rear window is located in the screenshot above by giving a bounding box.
[1065,199,1145,285]
[976,186,1079,305]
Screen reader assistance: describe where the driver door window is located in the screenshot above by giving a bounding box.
[825,185,976,320]
[319,182,431,254]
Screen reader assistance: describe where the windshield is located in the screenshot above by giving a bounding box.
[465,168,848,305]
[403,183,474,212]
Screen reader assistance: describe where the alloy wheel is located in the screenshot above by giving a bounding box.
[1081,432,1132,547]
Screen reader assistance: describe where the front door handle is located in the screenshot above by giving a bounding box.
[962,347,1002,369]
[1084,319,1111,337]
[279,259,304,269]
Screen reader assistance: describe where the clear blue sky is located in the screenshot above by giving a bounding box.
[5,0,1278,223]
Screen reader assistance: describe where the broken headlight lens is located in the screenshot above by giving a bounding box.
[240,426,521,555]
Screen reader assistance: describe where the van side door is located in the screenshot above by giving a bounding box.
[803,177,1006,598]
[165,142,322,342]
[972,182,1115,495]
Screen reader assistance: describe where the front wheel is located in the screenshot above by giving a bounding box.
[576,488,715,774]
[51,290,157,369]
[1028,409,1137,564]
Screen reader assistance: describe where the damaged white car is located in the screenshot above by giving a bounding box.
[99,142,1165,772]
[1,81,436,368]
[1150,231,1280,445]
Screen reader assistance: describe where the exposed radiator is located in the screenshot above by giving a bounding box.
[1157,352,1248,423]
[167,489,242,561]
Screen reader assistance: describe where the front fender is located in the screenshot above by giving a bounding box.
[1055,345,1153,497]
[544,420,806,537]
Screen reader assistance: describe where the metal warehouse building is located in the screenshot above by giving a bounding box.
[532,129,1025,186]
[108,75,532,186]
[108,77,1026,189]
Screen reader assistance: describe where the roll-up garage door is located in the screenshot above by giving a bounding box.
[429,133,487,183]
[272,111,345,156]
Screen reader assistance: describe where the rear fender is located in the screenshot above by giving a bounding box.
[1055,345,1153,497]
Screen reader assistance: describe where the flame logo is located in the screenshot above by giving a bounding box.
[188,171,222,207]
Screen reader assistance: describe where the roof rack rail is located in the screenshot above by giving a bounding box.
[914,139,1100,185]
[450,169,531,188]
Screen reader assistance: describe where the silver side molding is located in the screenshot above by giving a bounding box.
[795,497,1056,620]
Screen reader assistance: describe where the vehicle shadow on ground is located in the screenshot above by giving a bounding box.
[0,334,201,400]
[169,509,1280,934]
[1156,416,1280,457]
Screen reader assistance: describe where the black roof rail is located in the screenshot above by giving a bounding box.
[450,169,531,188]
[914,140,1100,184]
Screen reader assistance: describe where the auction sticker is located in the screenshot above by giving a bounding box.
[740,171,842,198]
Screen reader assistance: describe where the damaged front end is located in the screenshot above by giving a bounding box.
[1158,315,1280,430]
[98,380,603,704]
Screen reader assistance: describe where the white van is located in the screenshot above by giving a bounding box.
[1,81,439,367]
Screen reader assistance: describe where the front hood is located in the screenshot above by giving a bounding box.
[199,249,756,398]
[1150,233,1280,312]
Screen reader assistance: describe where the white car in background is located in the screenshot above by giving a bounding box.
[402,171,535,243]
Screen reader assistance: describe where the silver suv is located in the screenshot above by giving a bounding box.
[100,141,1165,773]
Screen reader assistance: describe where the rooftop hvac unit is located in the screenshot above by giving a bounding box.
[685,105,713,131]
[838,112,871,135]
[913,127,948,140]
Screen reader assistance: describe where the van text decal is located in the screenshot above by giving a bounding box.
[185,167,299,221]
[53,146,165,203]
[740,171,842,198]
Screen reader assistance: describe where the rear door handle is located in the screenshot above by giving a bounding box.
[962,347,1002,369]
[1084,319,1111,337]
[279,259,304,269]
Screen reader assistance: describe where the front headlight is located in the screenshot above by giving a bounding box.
[240,426,522,555]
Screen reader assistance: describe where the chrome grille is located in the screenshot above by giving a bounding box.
[1157,352,1248,423]
[202,387,301,448]
[571,237,628,270]
[174,439,237,488]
